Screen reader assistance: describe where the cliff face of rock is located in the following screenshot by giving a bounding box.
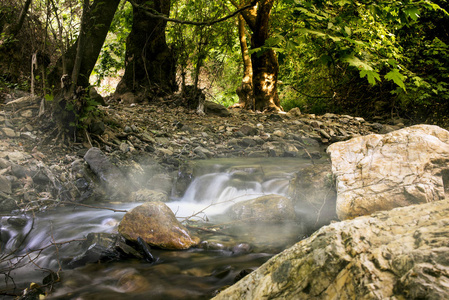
[327,125,449,220]
[213,198,449,300]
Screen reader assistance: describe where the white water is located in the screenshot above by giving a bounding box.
[1,158,315,297]
[168,171,290,219]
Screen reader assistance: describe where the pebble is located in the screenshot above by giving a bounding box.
[2,127,17,138]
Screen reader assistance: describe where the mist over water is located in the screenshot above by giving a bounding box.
[169,169,290,219]
[1,158,322,298]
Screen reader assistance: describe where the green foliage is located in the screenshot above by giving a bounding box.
[272,0,448,125]
[0,75,30,91]
[167,0,240,105]
[92,0,132,88]
[65,88,102,129]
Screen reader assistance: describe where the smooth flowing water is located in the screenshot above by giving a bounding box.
[0,158,326,299]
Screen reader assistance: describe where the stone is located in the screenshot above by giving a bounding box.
[286,107,301,117]
[0,158,10,169]
[327,125,449,220]
[267,114,282,121]
[6,216,28,228]
[1,127,17,138]
[20,132,38,140]
[147,173,173,195]
[0,175,12,194]
[4,96,40,112]
[67,233,141,268]
[83,147,132,199]
[118,202,200,250]
[273,129,286,138]
[131,189,168,202]
[119,142,130,153]
[212,199,449,300]
[157,148,174,156]
[5,151,29,162]
[227,194,296,223]
[11,163,28,178]
[288,164,337,227]
[194,146,214,158]
[0,194,18,212]
[238,137,257,147]
[89,87,106,106]
[204,101,231,117]
[20,109,34,118]
[118,92,136,104]
[239,125,258,136]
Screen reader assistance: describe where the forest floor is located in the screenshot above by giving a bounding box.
[0,91,405,212]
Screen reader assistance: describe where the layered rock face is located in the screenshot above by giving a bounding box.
[327,125,449,220]
[213,198,449,300]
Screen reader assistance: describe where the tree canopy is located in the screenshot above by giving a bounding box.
[0,0,448,134]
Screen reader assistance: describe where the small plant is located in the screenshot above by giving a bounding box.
[64,87,102,130]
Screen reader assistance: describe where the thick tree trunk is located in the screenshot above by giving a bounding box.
[48,0,121,91]
[251,0,281,112]
[115,0,177,99]
[231,0,281,112]
[236,14,254,109]
[44,0,120,142]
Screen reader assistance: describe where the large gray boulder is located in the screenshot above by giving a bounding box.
[287,164,337,227]
[213,198,449,300]
[327,124,449,220]
[83,147,133,200]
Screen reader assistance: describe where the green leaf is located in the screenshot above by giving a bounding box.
[342,55,373,71]
[44,94,54,102]
[265,35,285,47]
[248,47,264,55]
[385,69,406,90]
[336,0,351,6]
[403,7,420,21]
[360,70,381,85]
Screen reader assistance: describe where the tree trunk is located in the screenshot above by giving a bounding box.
[251,0,281,112]
[231,0,281,112]
[115,0,177,99]
[236,14,254,109]
[45,0,120,142]
[0,0,32,48]
[69,0,89,96]
[48,0,121,91]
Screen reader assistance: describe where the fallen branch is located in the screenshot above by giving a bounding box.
[177,193,265,223]
[58,201,128,213]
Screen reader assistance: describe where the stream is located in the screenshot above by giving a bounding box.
[1,158,331,299]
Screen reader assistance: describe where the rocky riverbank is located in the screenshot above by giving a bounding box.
[0,93,403,214]
[2,92,449,299]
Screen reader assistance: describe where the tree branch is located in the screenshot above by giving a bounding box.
[12,0,33,37]
[127,0,261,26]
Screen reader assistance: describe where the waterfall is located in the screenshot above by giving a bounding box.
[167,169,290,219]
